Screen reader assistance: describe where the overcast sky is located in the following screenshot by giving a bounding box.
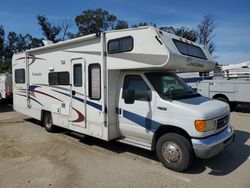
[0,0,249,64]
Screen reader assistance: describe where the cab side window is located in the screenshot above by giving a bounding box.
[123,75,150,101]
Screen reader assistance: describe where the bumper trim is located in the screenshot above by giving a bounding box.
[192,125,234,159]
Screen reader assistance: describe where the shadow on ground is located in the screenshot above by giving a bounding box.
[234,104,250,113]
[0,103,13,113]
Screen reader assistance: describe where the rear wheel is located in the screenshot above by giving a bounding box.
[43,112,56,133]
[214,96,233,111]
[215,96,229,104]
[156,133,193,172]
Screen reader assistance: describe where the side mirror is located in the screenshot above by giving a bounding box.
[124,89,135,104]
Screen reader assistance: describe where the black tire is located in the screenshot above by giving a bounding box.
[215,97,232,111]
[215,97,229,104]
[43,112,56,133]
[156,133,193,172]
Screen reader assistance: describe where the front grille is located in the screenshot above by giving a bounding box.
[217,115,229,129]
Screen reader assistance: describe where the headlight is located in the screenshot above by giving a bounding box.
[194,119,216,132]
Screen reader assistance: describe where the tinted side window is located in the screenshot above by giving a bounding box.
[123,75,150,101]
[173,39,207,60]
[108,36,133,54]
[89,64,101,100]
[59,72,69,85]
[15,69,25,84]
[48,72,69,85]
[48,72,58,85]
[74,64,82,87]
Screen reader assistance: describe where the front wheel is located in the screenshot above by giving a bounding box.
[43,112,56,133]
[156,133,193,172]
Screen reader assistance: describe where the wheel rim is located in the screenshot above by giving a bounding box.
[44,115,52,129]
[162,141,182,165]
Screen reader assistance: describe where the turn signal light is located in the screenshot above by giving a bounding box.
[194,120,206,132]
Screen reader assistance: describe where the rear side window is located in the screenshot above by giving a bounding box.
[74,64,82,87]
[173,39,207,60]
[15,69,25,84]
[108,36,133,54]
[48,72,69,85]
[123,75,150,101]
[89,64,101,100]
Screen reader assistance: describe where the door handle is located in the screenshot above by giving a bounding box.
[157,106,167,111]
[116,107,122,115]
[72,90,76,96]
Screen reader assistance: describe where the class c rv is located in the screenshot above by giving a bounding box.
[12,26,234,172]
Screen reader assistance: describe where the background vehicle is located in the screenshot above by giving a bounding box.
[197,61,250,109]
[0,73,12,103]
[12,27,234,172]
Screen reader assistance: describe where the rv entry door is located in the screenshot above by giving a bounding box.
[70,58,87,128]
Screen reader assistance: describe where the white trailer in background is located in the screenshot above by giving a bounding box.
[12,27,234,172]
[0,73,12,102]
[197,61,250,108]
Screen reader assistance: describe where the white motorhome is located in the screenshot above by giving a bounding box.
[12,27,234,172]
[0,73,12,102]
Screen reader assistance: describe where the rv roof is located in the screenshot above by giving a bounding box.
[25,26,153,54]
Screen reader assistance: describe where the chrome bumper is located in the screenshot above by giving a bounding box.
[192,125,234,159]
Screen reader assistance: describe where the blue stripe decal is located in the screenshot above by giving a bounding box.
[16,93,44,107]
[86,100,102,111]
[29,96,44,107]
[123,110,160,133]
[51,89,102,111]
[16,93,26,98]
[51,89,70,97]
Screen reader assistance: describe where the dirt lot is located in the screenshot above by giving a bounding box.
[0,104,249,188]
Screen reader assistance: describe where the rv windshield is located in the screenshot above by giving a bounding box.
[145,72,200,100]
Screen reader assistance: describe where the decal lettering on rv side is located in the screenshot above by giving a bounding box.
[187,58,204,68]
[32,72,42,76]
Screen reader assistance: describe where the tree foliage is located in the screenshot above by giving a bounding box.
[37,15,61,43]
[114,20,129,30]
[0,25,5,62]
[0,27,43,73]
[160,26,197,42]
[132,22,157,28]
[197,14,217,54]
[75,9,128,35]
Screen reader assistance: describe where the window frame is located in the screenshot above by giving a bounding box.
[88,63,101,100]
[73,63,82,87]
[107,36,134,54]
[48,71,70,85]
[15,68,25,84]
[173,39,207,60]
[122,74,151,102]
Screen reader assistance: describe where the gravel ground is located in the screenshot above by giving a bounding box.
[0,103,249,188]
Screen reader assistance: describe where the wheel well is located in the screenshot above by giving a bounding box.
[213,94,229,102]
[152,125,191,151]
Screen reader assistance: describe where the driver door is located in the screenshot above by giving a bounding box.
[118,74,154,143]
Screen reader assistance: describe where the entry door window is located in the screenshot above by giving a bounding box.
[74,64,82,87]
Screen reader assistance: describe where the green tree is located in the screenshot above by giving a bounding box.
[37,15,61,43]
[132,22,157,28]
[160,26,197,42]
[0,25,5,63]
[114,20,129,30]
[197,14,217,54]
[75,9,128,35]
